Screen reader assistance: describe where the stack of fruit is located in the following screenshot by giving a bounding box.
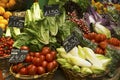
[10,46,58,79]
[0,6,12,31]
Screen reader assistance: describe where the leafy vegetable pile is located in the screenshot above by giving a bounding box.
[12,2,76,51]
[57,45,111,75]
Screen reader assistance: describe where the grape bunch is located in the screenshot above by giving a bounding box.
[68,11,90,34]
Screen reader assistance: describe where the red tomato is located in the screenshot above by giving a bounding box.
[28,65,37,75]
[12,65,18,73]
[32,57,42,66]
[20,46,29,50]
[47,62,55,72]
[30,56,34,61]
[50,51,56,59]
[17,63,24,72]
[29,52,34,56]
[46,53,53,62]
[39,55,45,61]
[19,67,28,75]
[27,64,34,70]
[52,60,58,68]
[41,47,51,55]
[34,52,40,57]
[42,61,48,68]
[25,55,31,62]
[37,66,45,75]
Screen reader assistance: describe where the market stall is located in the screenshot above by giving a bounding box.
[0,0,120,80]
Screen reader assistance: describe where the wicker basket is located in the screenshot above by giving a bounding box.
[0,55,10,71]
[10,65,58,80]
[61,66,109,80]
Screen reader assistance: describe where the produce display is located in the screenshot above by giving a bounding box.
[57,45,111,75]
[0,0,120,80]
[84,32,120,54]
[11,46,58,75]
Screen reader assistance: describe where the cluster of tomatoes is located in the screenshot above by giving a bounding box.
[84,32,120,55]
[12,46,58,75]
[0,36,14,57]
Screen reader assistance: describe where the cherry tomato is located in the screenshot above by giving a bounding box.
[46,53,53,62]
[47,62,55,72]
[42,61,48,68]
[37,66,45,75]
[19,67,28,75]
[28,65,37,75]
[20,46,29,50]
[32,57,42,66]
[50,51,56,59]
[41,47,51,55]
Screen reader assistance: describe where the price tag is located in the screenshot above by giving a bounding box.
[18,50,28,62]
[63,33,80,53]
[0,28,3,38]
[8,16,25,28]
[44,4,60,16]
[9,49,28,63]
[9,49,20,63]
